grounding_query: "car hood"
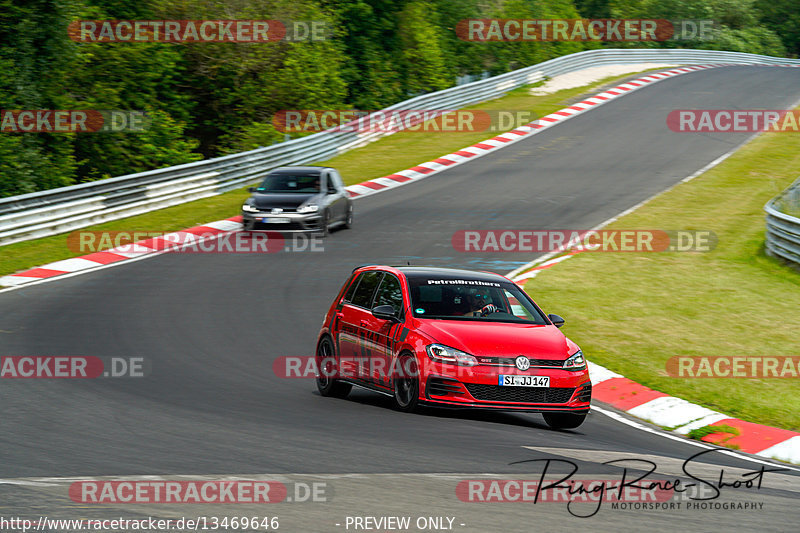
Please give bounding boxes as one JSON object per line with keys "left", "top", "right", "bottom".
{"left": 250, "top": 192, "right": 320, "bottom": 209}
{"left": 414, "top": 319, "right": 569, "bottom": 360}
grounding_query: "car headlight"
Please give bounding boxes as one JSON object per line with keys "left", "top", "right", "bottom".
{"left": 563, "top": 350, "right": 586, "bottom": 370}
{"left": 242, "top": 203, "right": 259, "bottom": 213}
{"left": 426, "top": 344, "right": 478, "bottom": 366}
{"left": 297, "top": 204, "right": 319, "bottom": 214}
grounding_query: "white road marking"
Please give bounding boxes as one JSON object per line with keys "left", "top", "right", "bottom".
{"left": 590, "top": 405, "right": 800, "bottom": 473}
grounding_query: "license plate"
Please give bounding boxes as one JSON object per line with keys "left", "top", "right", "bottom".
{"left": 499, "top": 375, "right": 550, "bottom": 387}
{"left": 262, "top": 217, "right": 290, "bottom": 223}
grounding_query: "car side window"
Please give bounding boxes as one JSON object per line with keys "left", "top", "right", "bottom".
{"left": 326, "top": 171, "right": 338, "bottom": 194}
{"left": 329, "top": 170, "right": 345, "bottom": 193}
{"left": 373, "top": 274, "right": 404, "bottom": 317}
{"left": 343, "top": 275, "right": 361, "bottom": 303}
{"left": 350, "top": 272, "right": 383, "bottom": 308}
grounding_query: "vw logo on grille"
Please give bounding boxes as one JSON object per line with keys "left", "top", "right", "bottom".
{"left": 270, "top": 208, "right": 283, "bottom": 214}
{"left": 514, "top": 356, "right": 530, "bottom": 371}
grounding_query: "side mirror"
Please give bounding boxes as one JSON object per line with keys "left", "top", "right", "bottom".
{"left": 372, "top": 305, "right": 401, "bottom": 323}
{"left": 248, "top": 187, "right": 256, "bottom": 193}
{"left": 548, "top": 314, "right": 565, "bottom": 328}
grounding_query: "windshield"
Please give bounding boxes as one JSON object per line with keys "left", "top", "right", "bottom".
{"left": 407, "top": 276, "right": 548, "bottom": 324}
{"left": 256, "top": 173, "right": 321, "bottom": 193}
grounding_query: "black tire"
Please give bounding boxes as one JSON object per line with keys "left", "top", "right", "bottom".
{"left": 543, "top": 412, "right": 587, "bottom": 430}
{"left": 316, "top": 337, "right": 351, "bottom": 399}
{"left": 392, "top": 353, "right": 420, "bottom": 412}
{"left": 343, "top": 206, "right": 354, "bottom": 229}
{"left": 318, "top": 209, "right": 330, "bottom": 237}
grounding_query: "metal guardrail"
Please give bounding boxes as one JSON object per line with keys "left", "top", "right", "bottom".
{"left": 3, "top": 48, "right": 800, "bottom": 246}
{"left": 765, "top": 177, "right": 800, "bottom": 266}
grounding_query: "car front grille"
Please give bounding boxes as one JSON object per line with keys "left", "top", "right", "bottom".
{"left": 464, "top": 384, "right": 576, "bottom": 404}
{"left": 252, "top": 221, "right": 308, "bottom": 231}
{"left": 476, "top": 357, "right": 563, "bottom": 367}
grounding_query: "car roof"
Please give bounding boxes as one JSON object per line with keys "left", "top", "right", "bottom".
{"left": 357, "top": 265, "right": 510, "bottom": 283}
{"left": 269, "top": 166, "right": 330, "bottom": 174}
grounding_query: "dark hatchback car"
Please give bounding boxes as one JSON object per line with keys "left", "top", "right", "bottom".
{"left": 242, "top": 166, "right": 353, "bottom": 234}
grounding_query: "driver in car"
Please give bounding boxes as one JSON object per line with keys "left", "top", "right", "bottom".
{"left": 456, "top": 292, "right": 499, "bottom": 317}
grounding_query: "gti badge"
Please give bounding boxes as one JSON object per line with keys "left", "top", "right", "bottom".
{"left": 514, "top": 356, "right": 530, "bottom": 371}
{"left": 270, "top": 208, "right": 283, "bottom": 214}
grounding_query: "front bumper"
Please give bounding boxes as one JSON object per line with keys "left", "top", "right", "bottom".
{"left": 242, "top": 211, "right": 323, "bottom": 232}
{"left": 420, "top": 362, "right": 591, "bottom": 413}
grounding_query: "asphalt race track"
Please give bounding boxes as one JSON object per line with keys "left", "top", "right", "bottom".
{"left": 1, "top": 66, "right": 799, "bottom": 530}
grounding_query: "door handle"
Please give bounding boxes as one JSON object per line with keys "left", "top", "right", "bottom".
{"left": 360, "top": 321, "right": 369, "bottom": 326}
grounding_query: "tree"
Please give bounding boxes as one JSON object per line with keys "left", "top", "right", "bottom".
{"left": 397, "top": 1, "right": 451, "bottom": 95}
{"left": 753, "top": 0, "right": 800, "bottom": 56}
{"left": 0, "top": 0, "right": 78, "bottom": 196}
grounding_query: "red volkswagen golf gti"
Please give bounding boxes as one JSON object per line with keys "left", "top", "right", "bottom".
{"left": 316, "top": 265, "right": 592, "bottom": 429}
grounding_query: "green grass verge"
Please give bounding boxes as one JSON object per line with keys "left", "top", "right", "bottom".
{"left": 687, "top": 424, "right": 740, "bottom": 442}
{"left": 0, "top": 67, "right": 664, "bottom": 279}
{"left": 524, "top": 125, "right": 800, "bottom": 431}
